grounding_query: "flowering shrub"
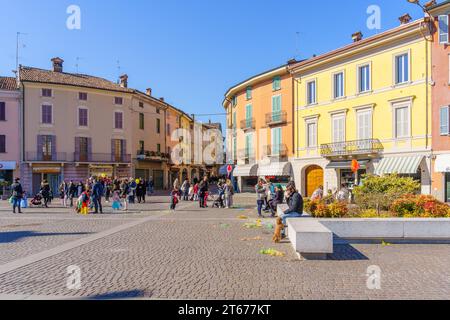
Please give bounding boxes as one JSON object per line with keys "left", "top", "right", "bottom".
{"left": 390, "top": 194, "right": 450, "bottom": 218}
{"left": 306, "top": 199, "right": 349, "bottom": 218}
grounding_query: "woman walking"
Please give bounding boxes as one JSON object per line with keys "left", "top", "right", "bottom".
{"left": 40, "top": 180, "right": 51, "bottom": 208}
{"left": 255, "top": 179, "right": 267, "bottom": 218}
{"left": 224, "top": 179, "right": 234, "bottom": 209}
{"left": 120, "top": 179, "right": 130, "bottom": 211}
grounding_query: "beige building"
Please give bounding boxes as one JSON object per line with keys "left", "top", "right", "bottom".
{"left": 131, "top": 89, "right": 169, "bottom": 189}
{"left": 19, "top": 58, "right": 133, "bottom": 194}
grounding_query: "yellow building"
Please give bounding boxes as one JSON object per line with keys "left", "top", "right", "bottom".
{"left": 289, "top": 18, "right": 433, "bottom": 197}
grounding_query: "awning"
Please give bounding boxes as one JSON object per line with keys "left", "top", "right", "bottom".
{"left": 326, "top": 160, "right": 370, "bottom": 170}
{"left": 233, "top": 164, "right": 259, "bottom": 177}
{"left": 0, "top": 161, "right": 17, "bottom": 170}
{"left": 258, "top": 162, "right": 292, "bottom": 177}
{"left": 375, "top": 155, "right": 424, "bottom": 175}
{"left": 219, "top": 164, "right": 234, "bottom": 176}
{"left": 435, "top": 154, "right": 450, "bottom": 173}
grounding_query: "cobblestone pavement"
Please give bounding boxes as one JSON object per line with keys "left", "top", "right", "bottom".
{"left": 0, "top": 195, "right": 450, "bottom": 300}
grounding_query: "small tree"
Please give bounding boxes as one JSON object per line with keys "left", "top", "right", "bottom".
{"left": 353, "top": 174, "right": 420, "bottom": 214}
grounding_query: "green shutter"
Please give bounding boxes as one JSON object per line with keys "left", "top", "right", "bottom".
{"left": 272, "top": 96, "right": 281, "bottom": 121}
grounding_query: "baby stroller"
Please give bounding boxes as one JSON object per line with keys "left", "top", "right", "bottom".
{"left": 30, "top": 193, "right": 44, "bottom": 207}
{"left": 211, "top": 190, "right": 225, "bottom": 209}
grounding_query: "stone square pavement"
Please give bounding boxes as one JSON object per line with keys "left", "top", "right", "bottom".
{"left": 0, "top": 195, "right": 449, "bottom": 300}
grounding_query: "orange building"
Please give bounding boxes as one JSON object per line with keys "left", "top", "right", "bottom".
{"left": 223, "top": 63, "right": 295, "bottom": 192}
{"left": 429, "top": 0, "right": 450, "bottom": 203}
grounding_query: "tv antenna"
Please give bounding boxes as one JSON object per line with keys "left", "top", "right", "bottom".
{"left": 75, "top": 56, "right": 84, "bottom": 73}
{"left": 15, "top": 32, "right": 28, "bottom": 74}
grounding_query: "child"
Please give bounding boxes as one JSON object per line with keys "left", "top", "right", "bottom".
{"left": 79, "top": 188, "right": 91, "bottom": 215}
{"left": 170, "top": 188, "right": 180, "bottom": 210}
{"left": 203, "top": 191, "right": 209, "bottom": 208}
{"left": 111, "top": 190, "right": 121, "bottom": 211}
{"left": 193, "top": 183, "right": 199, "bottom": 201}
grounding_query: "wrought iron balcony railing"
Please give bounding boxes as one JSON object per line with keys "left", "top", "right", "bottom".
{"left": 136, "top": 150, "right": 169, "bottom": 161}
{"left": 25, "top": 152, "right": 68, "bottom": 162}
{"left": 74, "top": 153, "right": 132, "bottom": 163}
{"left": 264, "top": 144, "right": 288, "bottom": 158}
{"left": 265, "top": 111, "right": 287, "bottom": 126}
{"left": 240, "top": 119, "right": 255, "bottom": 131}
{"left": 237, "top": 148, "right": 256, "bottom": 164}
{"left": 320, "top": 139, "right": 384, "bottom": 157}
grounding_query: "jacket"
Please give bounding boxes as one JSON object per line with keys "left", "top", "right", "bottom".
{"left": 255, "top": 184, "right": 266, "bottom": 201}
{"left": 284, "top": 192, "right": 303, "bottom": 215}
{"left": 11, "top": 182, "right": 23, "bottom": 199}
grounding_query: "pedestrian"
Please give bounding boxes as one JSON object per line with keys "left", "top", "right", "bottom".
{"left": 148, "top": 177, "right": 154, "bottom": 195}
{"left": 269, "top": 185, "right": 284, "bottom": 217}
{"left": 68, "top": 181, "right": 77, "bottom": 207}
{"left": 193, "top": 183, "right": 199, "bottom": 201}
{"left": 129, "top": 178, "right": 137, "bottom": 204}
{"left": 77, "top": 181, "right": 84, "bottom": 198}
{"left": 79, "top": 186, "right": 91, "bottom": 215}
{"left": 173, "top": 178, "right": 180, "bottom": 190}
{"left": 120, "top": 179, "right": 130, "bottom": 211}
{"left": 224, "top": 179, "right": 234, "bottom": 209}
{"left": 170, "top": 187, "right": 180, "bottom": 210}
{"left": 92, "top": 179, "right": 104, "bottom": 214}
{"left": 40, "top": 180, "right": 51, "bottom": 208}
{"left": 279, "top": 184, "right": 304, "bottom": 237}
{"left": 198, "top": 177, "right": 209, "bottom": 208}
{"left": 136, "top": 179, "right": 146, "bottom": 203}
{"left": 10, "top": 178, "right": 24, "bottom": 214}
{"left": 255, "top": 179, "right": 267, "bottom": 218}
{"left": 181, "top": 178, "right": 190, "bottom": 201}
{"left": 111, "top": 189, "right": 121, "bottom": 211}
{"left": 59, "top": 181, "right": 68, "bottom": 207}
{"left": 336, "top": 184, "right": 350, "bottom": 203}
{"left": 311, "top": 185, "right": 324, "bottom": 201}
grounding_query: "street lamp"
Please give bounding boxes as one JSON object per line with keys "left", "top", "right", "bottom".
{"left": 406, "top": 0, "right": 432, "bottom": 16}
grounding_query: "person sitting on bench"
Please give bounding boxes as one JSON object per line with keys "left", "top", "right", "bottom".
{"left": 280, "top": 184, "right": 304, "bottom": 237}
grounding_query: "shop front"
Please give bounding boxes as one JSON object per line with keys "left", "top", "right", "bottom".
{"left": 31, "top": 164, "right": 62, "bottom": 195}
{"left": 326, "top": 160, "right": 370, "bottom": 190}
{"left": 89, "top": 165, "right": 114, "bottom": 179}
{"left": 434, "top": 154, "right": 450, "bottom": 203}
{"left": 233, "top": 164, "right": 259, "bottom": 193}
{"left": 0, "top": 161, "right": 16, "bottom": 184}
{"left": 258, "top": 162, "right": 293, "bottom": 189}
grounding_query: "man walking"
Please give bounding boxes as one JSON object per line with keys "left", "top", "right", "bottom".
{"left": 11, "top": 178, "right": 24, "bottom": 214}
{"left": 92, "top": 179, "right": 104, "bottom": 214}
{"left": 198, "top": 176, "right": 209, "bottom": 208}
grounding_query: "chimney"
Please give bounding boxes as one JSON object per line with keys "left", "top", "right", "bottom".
{"left": 51, "top": 57, "right": 64, "bottom": 73}
{"left": 159, "top": 97, "right": 165, "bottom": 102}
{"left": 351, "top": 31, "right": 363, "bottom": 42}
{"left": 287, "top": 58, "right": 297, "bottom": 65}
{"left": 424, "top": 0, "right": 437, "bottom": 9}
{"left": 399, "top": 13, "right": 412, "bottom": 25}
{"left": 119, "top": 74, "right": 128, "bottom": 88}
{"left": 146, "top": 88, "right": 152, "bottom": 96}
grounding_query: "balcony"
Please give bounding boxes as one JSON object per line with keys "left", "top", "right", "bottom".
{"left": 25, "top": 152, "right": 68, "bottom": 162}
{"left": 320, "top": 139, "right": 384, "bottom": 158}
{"left": 74, "top": 153, "right": 131, "bottom": 163}
{"left": 238, "top": 149, "right": 256, "bottom": 165}
{"left": 136, "top": 150, "right": 169, "bottom": 162}
{"left": 240, "top": 119, "right": 255, "bottom": 131}
{"left": 264, "top": 144, "right": 288, "bottom": 158}
{"left": 265, "top": 111, "right": 287, "bottom": 126}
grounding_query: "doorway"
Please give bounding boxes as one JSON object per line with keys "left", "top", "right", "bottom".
{"left": 305, "top": 165, "right": 324, "bottom": 198}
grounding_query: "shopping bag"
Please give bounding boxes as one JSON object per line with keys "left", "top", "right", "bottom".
{"left": 9, "top": 197, "right": 14, "bottom": 205}
{"left": 20, "top": 198, "right": 28, "bottom": 208}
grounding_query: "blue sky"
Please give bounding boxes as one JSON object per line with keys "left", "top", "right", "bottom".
{"left": 0, "top": 0, "right": 425, "bottom": 127}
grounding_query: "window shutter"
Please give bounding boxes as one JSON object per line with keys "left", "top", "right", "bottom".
{"left": 51, "top": 135, "right": 57, "bottom": 160}
{"left": 0, "top": 102, "right": 5, "bottom": 120}
{"left": 37, "top": 135, "right": 43, "bottom": 161}
{"left": 74, "top": 137, "right": 80, "bottom": 160}
{"left": 87, "top": 137, "right": 93, "bottom": 161}
{"left": 121, "top": 139, "right": 126, "bottom": 157}
{"left": 111, "top": 139, "right": 116, "bottom": 162}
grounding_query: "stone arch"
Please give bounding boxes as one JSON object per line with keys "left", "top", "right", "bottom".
{"left": 303, "top": 165, "right": 324, "bottom": 198}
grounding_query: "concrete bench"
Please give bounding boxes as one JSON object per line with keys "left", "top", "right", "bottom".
{"left": 287, "top": 219, "right": 333, "bottom": 260}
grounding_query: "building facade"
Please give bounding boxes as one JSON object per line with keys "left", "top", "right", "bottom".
{"left": 19, "top": 58, "right": 133, "bottom": 194}
{"left": 430, "top": 0, "right": 450, "bottom": 203}
{"left": 224, "top": 65, "right": 294, "bottom": 192}
{"left": 131, "top": 90, "right": 168, "bottom": 190}
{"left": 0, "top": 77, "right": 20, "bottom": 189}
{"left": 289, "top": 19, "right": 433, "bottom": 197}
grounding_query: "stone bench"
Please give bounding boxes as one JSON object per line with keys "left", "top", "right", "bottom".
{"left": 287, "top": 219, "right": 333, "bottom": 260}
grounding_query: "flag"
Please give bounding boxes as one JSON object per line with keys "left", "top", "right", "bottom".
{"left": 351, "top": 159, "right": 360, "bottom": 173}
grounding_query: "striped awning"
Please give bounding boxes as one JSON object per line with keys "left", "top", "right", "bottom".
{"left": 258, "top": 162, "right": 292, "bottom": 177}
{"left": 375, "top": 156, "right": 424, "bottom": 175}
{"left": 233, "top": 164, "right": 259, "bottom": 177}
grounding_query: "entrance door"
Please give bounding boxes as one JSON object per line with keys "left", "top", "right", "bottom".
{"left": 153, "top": 170, "right": 163, "bottom": 190}
{"left": 46, "top": 174, "right": 61, "bottom": 196}
{"left": 446, "top": 173, "right": 450, "bottom": 203}
{"left": 305, "top": 165, "right": 324, "bottom": 198}
{"left": 32, "top": 173, "right": 41, "bottom": 195}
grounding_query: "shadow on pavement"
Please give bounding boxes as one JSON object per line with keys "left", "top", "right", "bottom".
{"left": 327, "top": 244, "right": 369, "bottom": 261}
{"left": 85, "top": 290, "right": 148, "bottom": 300}
{"left": 0, "top": 231, "right": 92, "bottom": 243}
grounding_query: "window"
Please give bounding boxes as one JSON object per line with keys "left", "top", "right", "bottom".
{"left": 439, "top": 15, "right": 449, "bottom": 44}
{"left": 395, "top": 106, "right": 410, "bottom": 138}
{"left": 139, "top": 113, "right": 144, "bottom": 130}
{"left": 233, "top": 112, "right": 237, "bottom": 130}
{"left": 41, "top": 104, "right": 52, "bottom": 124}
{"left": 307, "top": 80, "right": 316, "bottom": 105}
{"left": 357, "top": 109, "right": 372, "bottom": 140}
{"left": 273, "top": 76, "right": 281, "bottom": 91}
{"left": 139, "top": 101, "right": 144, "bottom": 108}
{"left": 78, "top": 108, "right": 88, "bottom": 127}
{"left": 167, "top": 124, "right": 171, "bottom": 135}
{"left": 115, "top": 97, "right": 123, "bottom": 105}
{"left": 156, "top": 108, "right": 160, "bottom": 114}
{"left": 114, "top": 112, "right": 123, "bottom": 129}
{"left": 42, "top": 135, "right": 52, "bottom": 160}
{"left": 77, "top": 137, "right": 89, "bottom": 161}
{"left": 440, "top": 106, "right": 450, "bottom": 135}
{"left": 42, "top": 88, "right": 52, "bottom": 97}
{"left": 79, "top": 92, "right": 88, "bottom": 101}
{"left": 272, "top": 95, "right": 282, "bottom": 121}
{"left": 271, "top": 127, "right": 282, "bottom": 155}
{"left": 358, "top": 64, "right": 371, "bottom": 93}
{"left": 156, "top": 118, "right": 161, "bottom": 134}
{"left": 233, "top": 137, "right": 237, "bottom": 160}
{"left": 333, "top": 72, "right": 344, "bottom": 99}
{"left": 245, "top": 134, "right": 253, "bottom": 158}
{"left": 332, "top": 115, "right": 346, "bottom": 143}
{"left": 395, "top": 53, "right": 409, "bottom": 84}
{"left": 306, "top": 122, "right": 317, "bottom": 148}
{"left": 246, "top": 87, "right": 252, "bottom": 100}
{"left": 0, "top": 102, "right": 5, "bottom": 121}
{"left": 232, "top": 96, "right": 237, "bottom": 107}
{"left": 0, "top": 135, "right": 5, "bottom": 153}
{"left": 245, "top": 104, "right": 253, "bottom": 127}
{"left": 157, "top": 144, "right": 161, "bottom": 153}
{"left": 139, "top": 140, "right": 145, "bottom": 152}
